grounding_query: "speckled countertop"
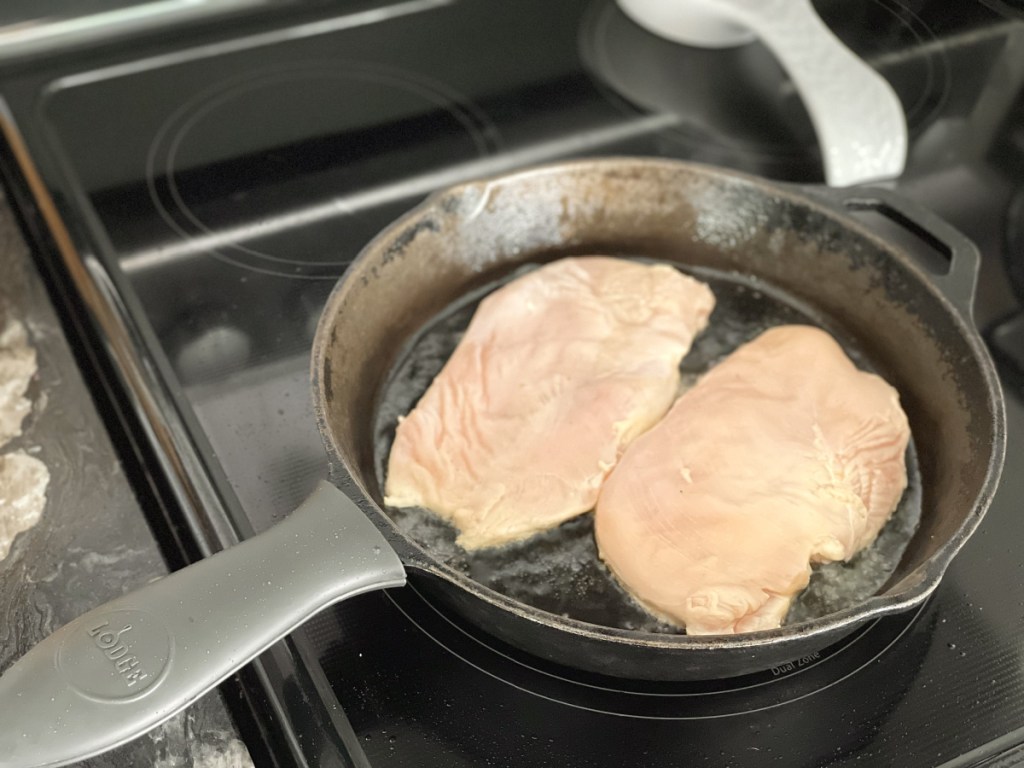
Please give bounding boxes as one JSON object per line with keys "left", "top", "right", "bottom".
{"left": 0, "top": 191, "right": 254, "bottom": 768}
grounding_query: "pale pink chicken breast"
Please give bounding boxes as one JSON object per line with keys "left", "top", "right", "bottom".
{"left": 385, "top": 256, "right": 715, "bottom": 550}
{"left": 595, "top": 325, "right": 910, "bottom": 635}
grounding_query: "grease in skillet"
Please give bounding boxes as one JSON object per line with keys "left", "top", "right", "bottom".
{"left": 376, "top": 257, "right": 921, "bottom": 635}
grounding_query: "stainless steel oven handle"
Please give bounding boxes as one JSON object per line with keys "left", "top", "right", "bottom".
{"left": 0, "top": 482, "right": 406, "bottom": 768}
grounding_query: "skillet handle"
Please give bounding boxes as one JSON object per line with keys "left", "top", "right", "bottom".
{"left": 0, "top": 482, "right": 406, "bottom": 768}
{"left": 822, "top": 186, "right": 981, "bottom": 319}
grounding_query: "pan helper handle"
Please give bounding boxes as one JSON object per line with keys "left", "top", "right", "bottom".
{"left": 829, "top": 186, "right": 982, "bottom": 317}
{"left": 0, "top": 482, "right": 406, "bottom": 768}
{"left": 617, "top": 0, "right": 908, "bottom": 186}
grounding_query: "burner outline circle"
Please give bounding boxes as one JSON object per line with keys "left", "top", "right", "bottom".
{"left": 146, "top": 61, "right": 501, "bottom": 279}
{"left": 384, "top": 583, "right": 925, "bottom": 720}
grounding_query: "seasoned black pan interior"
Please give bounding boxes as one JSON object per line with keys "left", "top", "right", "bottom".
{"left": 371, "top": 262, "right": 923, "bottom": 633}
{"left": 315, "top": 158, "right": 1000, "bottom": 679}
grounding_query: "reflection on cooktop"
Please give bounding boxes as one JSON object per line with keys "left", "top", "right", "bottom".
{"left": 581, "top": 0, "right": 949, "bottom": 179}
{"left": 980, "top": 0, "right": 1024, "bottom": 19}
{"left": 579, "top": 0, "right": 1008, "bottom": 183}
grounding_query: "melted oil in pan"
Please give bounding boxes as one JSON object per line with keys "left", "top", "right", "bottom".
{"left": 372, "top": 262, "right": 923, "bottom": 633}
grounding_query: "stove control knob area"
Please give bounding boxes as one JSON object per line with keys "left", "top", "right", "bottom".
{"left": 617, "top": 0, "right": 907, "bottom": 187}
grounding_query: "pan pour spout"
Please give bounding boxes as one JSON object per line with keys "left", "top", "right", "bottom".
{"left": 0, "top": 483, "right": 406, "bottom": 768}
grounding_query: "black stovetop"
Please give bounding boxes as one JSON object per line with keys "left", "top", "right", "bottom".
{"left": 4, "top": 1, "right": 1024, "bottom": 766}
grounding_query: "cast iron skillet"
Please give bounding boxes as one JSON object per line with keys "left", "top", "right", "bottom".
{"left": 0, "top": 158, "right": 1005, "bottom": 768}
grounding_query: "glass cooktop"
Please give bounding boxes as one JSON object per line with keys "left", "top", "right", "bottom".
{"left": 3, "top": 0, "right": 1024, "bottom": 765}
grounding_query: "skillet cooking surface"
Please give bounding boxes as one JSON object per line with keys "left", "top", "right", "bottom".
{"left": 372, "top": 260, "right": 923, "bottom": 633}
{"left": 316, "top": 157, "right": 1002, "bottom": 678}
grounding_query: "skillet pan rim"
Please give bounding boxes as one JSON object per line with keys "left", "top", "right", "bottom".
{"left": 311, "top": 155, "right": 1006, "bottom": 652}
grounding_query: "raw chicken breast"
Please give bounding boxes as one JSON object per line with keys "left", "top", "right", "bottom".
{"left": 595, "top": 325, "right": 910, "bottom": 635}
{"left": 385, "top": 256, "right": 715, "bottom": 550}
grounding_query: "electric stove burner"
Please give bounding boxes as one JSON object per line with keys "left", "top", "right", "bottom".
{"left": 383, "top": 583, "right": 931, "bottom": 719}
{"left": 579, "top": 0, "right": 949, "bottom": 182}
{"left": 387, "top": 585, "right": 933, "bottom": 720}
{"left": 310, "top": 584, "right": 935, "bottom": 767}
{"left": 145, "top": 61, "right": 502, "bottom": 279}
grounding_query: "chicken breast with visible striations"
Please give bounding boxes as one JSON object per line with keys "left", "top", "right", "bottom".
{"left": 385, "top": 256, "right": 715, "bottom": 550}
{"left": 595, "top": 325, "right": 911, "bottom": 635}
